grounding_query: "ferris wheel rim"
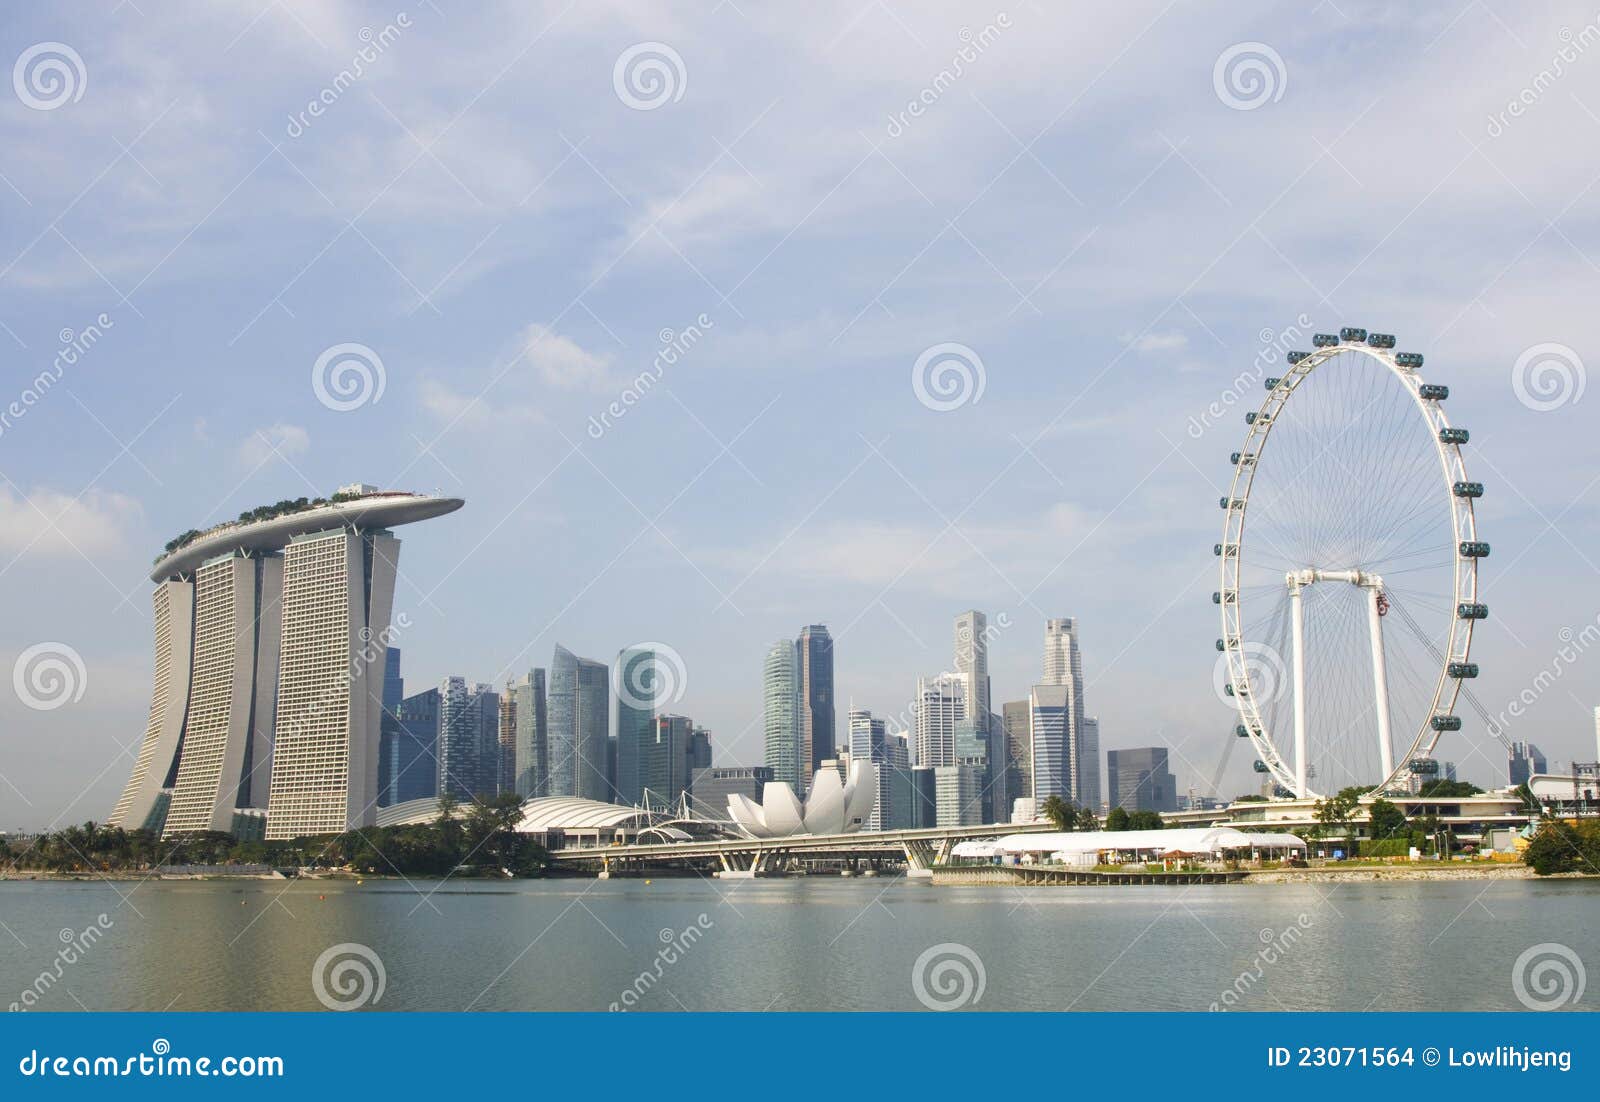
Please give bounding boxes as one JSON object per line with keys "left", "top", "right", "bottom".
{"left": 1216, "top": 336, "right": 1481, "bottom": 800}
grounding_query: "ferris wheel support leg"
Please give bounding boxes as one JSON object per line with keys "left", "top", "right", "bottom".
{"left": 1290, "top": 580, "right": 1308, "bottom": 797}
{"left": 1366, "top": 583, "right": 1396, "bottom": 784}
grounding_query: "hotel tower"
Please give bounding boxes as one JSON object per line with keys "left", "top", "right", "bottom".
{"left": 107, "top": 485, "right": 463, "bottom": 840}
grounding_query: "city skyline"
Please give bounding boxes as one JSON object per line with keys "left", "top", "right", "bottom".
{"left": 6, "top": 5, "right": 1600, "bottom": 834}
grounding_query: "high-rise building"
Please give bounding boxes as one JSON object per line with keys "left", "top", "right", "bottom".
{"left": 436, "top": 678, "right": 499, "bottom": 801}
{"left": 497, "top": 684, "right": 517, "bottom": 797}
{"left": 848, "top": 708, "right": 900, "bottom": 830}
{"left": 615, "top": 646, "right": 667, "bottom": 806}
{"left": 1106, "top": 747, "right": 1177, "bottom": 813}
{"left": 510, "top": 668, "right": 548, "bottom": 798}
{"left": 913, "top": 673, "right": 966, "bottom": 768}
{"left": 687, "top": 726, "right": 713, "bottom": 779}
{"left": 1001, "top": 699, "right": 1032, "bottom": 818}
{"left": 763, "top": 639, "right": 802, "bottom": 791}
{"left": 1509, "top": 742, "right": 1547, "bottom": 786}
{"left": 376, "top": 647, "right": 405, "bottom": 806}
{"left": 161, "top": 553, "right": 283, "bottom": 835}
{"left": 388, "top": 687, "right": 440, "bottom": 806}
{"left": 549, "top": 645, "right": 611, "bottom": 802}
{"left": 953, "top": 611, "right": 991, "bottom": 736}
{"left": 935, "top": 763, "right": 985, "bottom": 826}
{"left": 1029, "top": 683, "right": 1070, "bottom": 805}
{"left": 797, "top": 625, "right": 836, "bottom": 774}
{"left": 109, "top": 489, "right": 461, "bottom": 840}
{"left": 642, "top": 714, "right": 694, "bottom": 807}
{"left": 1039, "top": 617, "right": 1099, "bottom": 810}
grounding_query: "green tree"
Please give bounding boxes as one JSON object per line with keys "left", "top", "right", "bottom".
{"left": 1105, "top": 806, "right": 1130, "bottom": 831}
{"left": 1127, "top": 810, "right": 1164, "bottom": 831}
{"left": 1040, "top": 795, "right": 1074, "bottom": 831}
{"left": 1366, "top": 798, "right": 1406, "bottom": 840}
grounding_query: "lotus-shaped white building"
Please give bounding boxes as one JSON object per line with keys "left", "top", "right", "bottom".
{"left": 727, "top": 761, "right": 877, "bottom": 837}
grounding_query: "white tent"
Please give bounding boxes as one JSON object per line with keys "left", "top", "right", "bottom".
{"left": 951, "top": 826, "right": 1305, "bottom": 860}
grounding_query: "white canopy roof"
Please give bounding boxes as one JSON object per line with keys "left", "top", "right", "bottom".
{"left": 952, "top": 825, "right": 1306, "bottom": 858}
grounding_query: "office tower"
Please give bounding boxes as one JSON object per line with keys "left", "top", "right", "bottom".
{"left": 376, "top": 648, "right": 405, "bottom": 806}
{"left": 1106, "top": 747, "right": 1177, "bottom": 813}
{"left": 849, "top": 708, "right": 896, "bottom": 830}
{"left": 162, "top": 553, "right": 283, "bottom": 836}
{"left": 436, "top": 677, "right": 473, "bottom": 800}
{"left": 689, "top": 765, "right": 774, "bottom": 820}
{"left": 909, "top": 765, "right": 939, "bottom": 829}
{"left": 110, "top": 488, "right": 461, "bottom": 839}
{"left": 935, "top": 763, "right": 985, "bottom": 826}
{"left": 498, "top": 684, "right": 517, "bottom": 796}
{"left": 1040, "top": 617, "right": 1098, "bottom": 810}
{"left": 883, "top": 729, "right": 912, "bottom": 829}
{"left": 1509, "top": 741, "right": 1547, "bottom": 786}
{"left": 389, "top": 687, "right": 440, "bottom": 805}
{"left": 548, "top": 645, "right": 610, "bottom": 801}
{"left": 687, "top": 726, "right": 712, "bottom": 781}
{"left": 644, "top": 714, "right": 693, "bottom": 806}
{"left": 1442, "top": 761, "right": 1458, "bottom": 783}
{"left": 1029, "top": 683, "right": 1070, "bottom": 804}
{"left": 797, "top": 625, "right": 836, "bottom": 773}
{"left": 913, "top": 673, "right": 966, "bottom": 768}
{"left": 615, "top": 645, "right": 663, "bottom": 807}
{"left": 510, "top": 669, "right": 548, "bottom": 798}
{"left": 1001, "top": 699, "right": 1032, "bottom": 819}
{"left": 763, "top": 639, "right": 802, "bottom": 791}
{"left": 953, "top": 611, "right": 991, "bottom": 736}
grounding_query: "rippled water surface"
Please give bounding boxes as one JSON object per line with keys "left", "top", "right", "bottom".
{"left": 2, "top": 876, "right": 1595, "bottom": 1011}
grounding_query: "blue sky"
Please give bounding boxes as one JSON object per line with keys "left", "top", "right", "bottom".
{"left": 3, "top": 1, "right": 1599, "bottom": 829}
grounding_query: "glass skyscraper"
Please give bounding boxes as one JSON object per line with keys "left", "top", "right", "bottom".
{"left": 797, "top": 624, "right": 835, "bottom": 775}
{"left": 550, "top": 645, "right": 611, "bottom": 801}
{"left": 763, "top": 639, "right": 801, "bottom": 791}
{"left": 511, "top": 668, "right": 548, "bottom": 798}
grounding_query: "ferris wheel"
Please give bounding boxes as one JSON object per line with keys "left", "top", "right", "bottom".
{"left": 1215, "top": 327, "right": 1486, "bottom": 799}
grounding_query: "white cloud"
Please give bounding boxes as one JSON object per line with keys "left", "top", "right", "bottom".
{"left": 515, "top": 324, "right": 615, "bottom": 392}
{"left": 0, "top": 487, "right": 142, "bottom": 557}
{"left": 419, "top": 379, "right": 546, "bottom": 428}
{"left": 1124, "top": 330, "right": 1189, "bottom": 353}
{"left": 237, "top": 423, "right": 310, "bottom": 466}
